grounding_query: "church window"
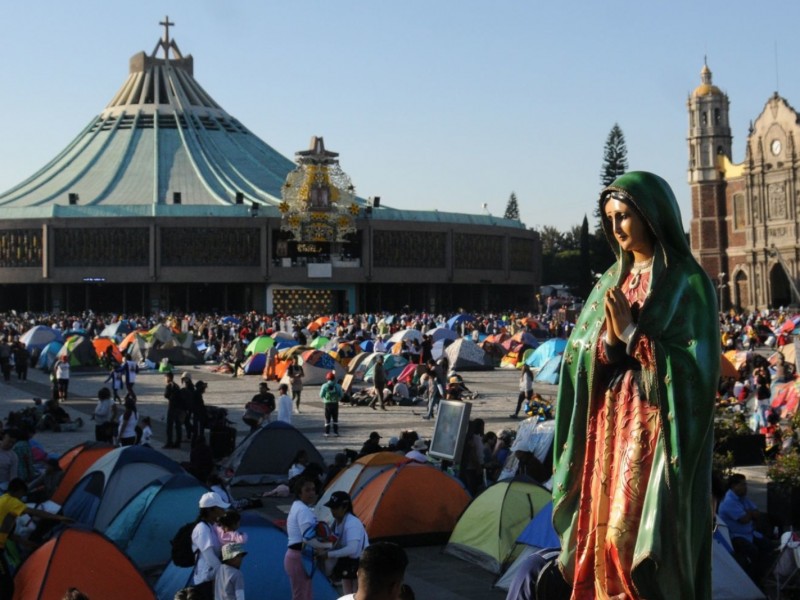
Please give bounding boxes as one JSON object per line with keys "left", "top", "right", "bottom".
{"left": 701, "top": 111, "right": 707, "bottom": 125}
{"left": 714, "top": 108, "right": 721, "bottom": 124}
{"left": 733, "top": 194, "right": 746, "bottom": 230}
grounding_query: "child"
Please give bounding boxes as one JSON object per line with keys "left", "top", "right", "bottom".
{"left": 215, "top": 509, "right": 248, "bottom": 545}
{"left": 138, "top": 416, "right": 152, "bottom": 447}
{"left": 215, "top": 542, "right": 247, "bottom": 600}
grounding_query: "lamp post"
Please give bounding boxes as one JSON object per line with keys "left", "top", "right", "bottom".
{"left": 717, "top": 272, "right": 727, "bottom": 313}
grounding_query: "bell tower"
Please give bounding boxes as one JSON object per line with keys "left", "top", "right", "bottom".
{"left": 688, "top": 60, "right": 731, "bottom": 279}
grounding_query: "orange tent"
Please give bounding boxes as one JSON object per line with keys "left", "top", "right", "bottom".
{"left": 353, "top": 462, "right": 470, "bottom": 544}
{"left": 13, "top": 527, "right": 155, "bottom": 600}
{"left": 308, "top": 316, "right": 330, "bottom": 332}
{"left": 92, "top": 338, "right": 123, "bottom": 363}
{"left": 720, "top": 354, "right": 738, "bottom": 379}
{"left": 52, "top": 443, "right": 114, "bottom": 505}
{"left": 118, "top": 329, "right": 145, "bottom": 352}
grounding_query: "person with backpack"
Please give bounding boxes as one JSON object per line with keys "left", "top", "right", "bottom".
{"left": 176, "top": 491, "right": 229, "bottom": 600}
{"left": 320, "top": 372, "right": 343, "bottom": 437}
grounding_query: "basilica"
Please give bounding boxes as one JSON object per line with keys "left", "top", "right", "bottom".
{"left": 689, "top": 61, "right": 800, "bottom": 311}
{"left": 0, "top": 20, "right": 539, "bottom": 314}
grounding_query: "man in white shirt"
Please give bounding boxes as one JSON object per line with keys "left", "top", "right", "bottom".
{"left": 405, "top": 439, "right": 428, "bottom": 463}
{"left": 276, "top": 383, "right": 293, "bottom": 424}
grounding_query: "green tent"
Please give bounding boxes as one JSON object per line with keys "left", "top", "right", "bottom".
{"left": 57, "top": 335, "right": 98, "bottom": 368}
{"left": 444, "top": 478, "right": 551, "bottom": 574}
{"left": 246, "top": 336, "right": 275, "bottom": 356}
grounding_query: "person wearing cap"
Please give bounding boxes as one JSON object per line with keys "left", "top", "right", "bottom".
{"left": 191, "top": 491, "right": 230, "bottom": 597}
{"left": 317, "top": 491, "right": 369, "bottom": 596}
{"left": 320, "top": 372, "right": 343, "bottom": 437}
{"left": 215, "top": 542, "right": 247, "bottom": 600}
{"left": 358, "top": 432, "right": 383, "bottom": 458}
{"left": 284, "top": 477, "right": 318, "bottom": 600}
{"left": 405, "top": 439, "right": 429, "bottom": 463}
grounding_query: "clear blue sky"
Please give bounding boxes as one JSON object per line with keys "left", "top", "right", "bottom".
{"left": 1, "top": 1, "right": 799, "bottom": 232}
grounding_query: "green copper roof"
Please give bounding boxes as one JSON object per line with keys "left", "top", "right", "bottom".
{"left": 0, "top": 21, "right": 528, "bottom": 233}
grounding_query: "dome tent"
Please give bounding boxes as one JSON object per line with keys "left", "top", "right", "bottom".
{"left": 223, "top": 421, "right": 325, "bottom": 485}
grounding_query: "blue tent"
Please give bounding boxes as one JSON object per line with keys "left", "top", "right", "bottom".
{"left": 37, "top": 340, "right": 64, "bottom": 370}
{"left": 243, "top": 353, "right": 267, "bottom": 374}
{"left": 154, "top": 512, "right": 339, "bottom": 600}
{"left": 62, "top": 446, "right": 184, "bottom": 529}
{"left": 534, "top": 355, "right": 562, "bottom": 384}
{"left": 275, "top": 339, "right": 299, "bottom": 350}
{"left": 104, "top": 473, "right": 207, "bottom": 570}
{"left": 432, "top": 338, "right": 454, "bottom": 360}
{"left": 447, "top": 313, "right": 475, "bottom": 330}
{"left": 20, "top": 325, "right": 63, "bottom": 352}
{"left": 525, "top": 338, "right": 567, "bottom": 369}
{"left": 359, "top": 340, "right": 375, "bottom": 352}
{"left": 428, "top": 327, "right": 458, "bottom": 343}
{"left": 515, "top": 501, "right": 559, "bottom": 549}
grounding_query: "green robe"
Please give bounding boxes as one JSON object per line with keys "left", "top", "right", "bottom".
{"left": 552, "top": 171, "right": 719, "bottom": 599}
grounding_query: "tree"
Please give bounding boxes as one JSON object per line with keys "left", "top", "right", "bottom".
{"left": 504, "top": 192, "right": 520, "bottom": 220}
{"left": 579, "top": 215, "right": 592, "bottom": 298}
{"left": 539, "top": 226, "right": 565, "bottom": 255}
{"left": 600, "top": 123, "right": 628, "bottom": 188}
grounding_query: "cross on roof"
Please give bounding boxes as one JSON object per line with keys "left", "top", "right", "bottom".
{"left": 160, "top": 16, "right": 174, "bottom": 45}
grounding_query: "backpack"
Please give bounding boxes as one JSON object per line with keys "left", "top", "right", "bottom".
{"left": 323, "top": 383, "right": 342, "bottom": 403}
{"left": 170, "top": 520, "right": 201, "bottom": 567}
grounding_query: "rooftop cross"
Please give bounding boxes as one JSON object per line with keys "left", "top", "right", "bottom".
{"left": 160, "top": 16, "right": 175, "bottom": 46}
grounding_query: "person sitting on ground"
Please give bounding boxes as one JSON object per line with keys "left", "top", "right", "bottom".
{"left": 405, "top": 439, "right": 429, "bottom": 463}
{"left": 215, "top": 542, "right": 247, "bottom": 600}
{"left": 26, "top": 458, "right": 64, "bottom": 504}
{"left": 288, "top": 450, "right": 310, "bottom": 480}
{"left": 717, "top": 473, "right": 778, "bottom": 584}
{"left": 0, "top": 431, "right": 19, "bottom": 489}
{"left": 36, "top": 400, "right": 81, "bottom": 433}
{"left": 336, "top": 541, "right": 409, "bottom": 600}
{"left": 244, "top": 382, "right": 275, "bottom": 432}
{"left": 1, "top": 478, "right": 73, "bottom": 597}
{"left": 391, "top": 378, "right": 411, "bottom": 405}
{"left": 358, "top": 432, "right": 383, "bottom": 458}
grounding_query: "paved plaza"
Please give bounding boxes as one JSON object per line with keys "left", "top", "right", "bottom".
{"left": 0, "top": 362, "right": 769, "bottom": 599}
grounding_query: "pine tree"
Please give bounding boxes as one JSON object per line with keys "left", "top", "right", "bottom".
{"left": 600, "top": 123, "right": 628, "bottom": 187}
{"left": 579, "top": 215, "right": 592, "bottom": 298}
{"left": 504, "top": 192, "right": 520, "bottom": 221}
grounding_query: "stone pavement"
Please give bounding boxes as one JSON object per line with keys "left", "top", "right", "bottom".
{"left": 0, "top": 364, "right": 769, "bottom": 599}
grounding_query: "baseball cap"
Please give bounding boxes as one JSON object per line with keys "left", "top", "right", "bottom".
{"left": 198, "top": 491, "right": 230, "bottom": 509}
{"left": 323, "top": 491, "right": 352, "bottom": 509}
{"left": 221, "top": 542, "right": 248, "bottom": 561}
{"left": 326, "top": 372, "right": 335, "bottom": 381}
{"left": 369, "top": 431, "right": 381, "bottom": 440}
{"left": 180, "top": 372, "right": 192, "bottom": 381}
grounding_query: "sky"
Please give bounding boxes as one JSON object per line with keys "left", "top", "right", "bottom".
{"left": 2, "top": 1, "right": 800, "bottom": 233}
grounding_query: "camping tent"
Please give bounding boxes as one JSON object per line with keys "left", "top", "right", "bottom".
{"left": 100, "top": 320, "right": 134, "bottom": 342}
{"left": 36, "top": 340, "right": 64, "bottom": 371}
{"left": 445, "top": 338, "right": 491, "bottom": 371}
{"left": 19, "top": 325, "right": 62, "bottom": 352}
{"left": 13, "top": 526, "right": 156, "bottom": 600}
{"left": 147, "top": 346, "right": 204, "bottom": 366}
{"left": 388, "top": 329, "right": 423, "bottom": 344}
{"left": 52, "top": 442, "right": 115, "bottom": 505}
{"left": 298, "top": 349, "right": 345, "bottom": 385}
{"left": 315, "top": 452, "right": 409, "bottom": 522}
{"left": 245, "top": 335, "right": 275, "bottom": 355}
{"left": 154, "top": 512, "right": 338, "bottom": 600}
{"left": 223, "top": 421, "right": 325, "bottom": 485}
{"left": 534, "top": 355, "right": 562, "bottom": 384}
{"left": 493, "top": 517, "right": 766, "bottom": 600}
{"left": 243, "top": 352, "right": 267, "bottom": 374}
{"left": 62, "top": 446, "right": 184, "bottom": 529}
{"left": 353, "top": 462, "right": 470, "bottom": 544}
{"left": 104, "top": 473, "right": 208, "bottom": 570}
{"left": 525, "top": 338, "right": 567, "bottom": 369}
{"left": 57, "top": 335, "right": 97, "bottom": 367}
{"left": 445, "top": 478, "right": 551, "bottom": 574}
{"left": 447, "top": 314, "right": 475, "bottom": 330}
{"left": 428, "top": 327, "right": 459, "bottom": 343}
{"left": 363, "top": 353, "right": 408, "bottom": 383}
{"left": 92, "top": 338, "right": 124, "bottom": 364}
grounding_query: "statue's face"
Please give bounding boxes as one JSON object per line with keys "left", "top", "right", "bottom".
{"left": 603, "top": 197, "right": 652, "bottom": 258}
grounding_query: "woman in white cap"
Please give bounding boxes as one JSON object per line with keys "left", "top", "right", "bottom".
{"left": 192, "top": 491, "right": 230, "bottom": 598}
{"left": 316, "top": 491, "right": 369, "bottom": 596}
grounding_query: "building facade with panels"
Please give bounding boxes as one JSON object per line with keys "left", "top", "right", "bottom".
{"left": 0, "top": 26, "right": 540, "bottom": 315}
{"left": 688, "top": 62, "right": 800, "bottom": 311}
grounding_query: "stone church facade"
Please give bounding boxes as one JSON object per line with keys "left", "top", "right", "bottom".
{"left": 689, "top": 62, "right": 800, "bottom": 311}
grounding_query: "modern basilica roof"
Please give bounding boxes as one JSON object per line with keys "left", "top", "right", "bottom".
{"left": 0, "top": 19, "right": 526, "bottom": 230}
